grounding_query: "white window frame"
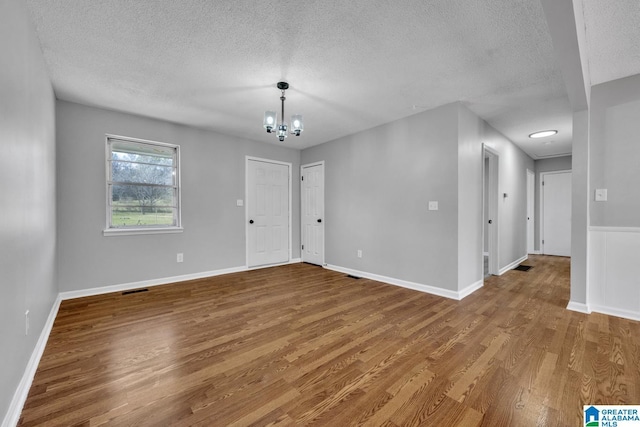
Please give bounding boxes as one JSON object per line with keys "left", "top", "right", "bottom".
{"left": 103, "top": 134, "right": 183, "bottom": 236}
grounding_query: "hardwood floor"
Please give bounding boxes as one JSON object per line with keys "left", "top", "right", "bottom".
{"left": 19, "top": 255, "right": 640, "bottom": 426}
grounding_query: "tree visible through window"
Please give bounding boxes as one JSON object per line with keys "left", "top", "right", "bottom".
{"left": 106, "top": 136, "right": 180, "bottom": 230}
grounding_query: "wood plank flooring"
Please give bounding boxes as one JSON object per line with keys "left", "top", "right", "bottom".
{"left": 18, "top": 255, "right": 640, "bottom": 426}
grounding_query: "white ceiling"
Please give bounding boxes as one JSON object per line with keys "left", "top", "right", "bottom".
{"left": 582, "top": 0, "right": 640, "bottom": 86}
{"left": 23, "top": 1, "right": 640, "bottom": 159}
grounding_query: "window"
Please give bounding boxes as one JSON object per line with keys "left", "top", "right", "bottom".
{"left": 105, "top": 135, "right": 182, "bottom": 235}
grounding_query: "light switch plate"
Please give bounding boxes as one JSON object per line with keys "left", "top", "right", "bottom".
{"left": 428, "top": 201, "right": 438, "bottom": 211}
{"left": 236, "top": 199, "right": 244, "bottom": 207}
{"left": 595, "top": 189, "right": 607, "bottom": 202}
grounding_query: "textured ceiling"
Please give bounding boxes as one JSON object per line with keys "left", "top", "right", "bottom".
{"left": 23, "top": 0, "right": 626, "bottom": 158}
{"left": 582, "top": 0, "right": 640, "bottom": 86}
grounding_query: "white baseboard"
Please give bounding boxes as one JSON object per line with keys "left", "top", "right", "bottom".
{"left": 498, "top": 254, "right": 528, "bottom": 275}
{"left": 324, "top": 264, "right": 481, "bottom": 301}
{"left": 2, "top": 296, "right": 61, "bottom": 427}
{"left": 247, "top": 258, "right": 302, "bottom": 271}
{"left": 60, "top": 259, "right": 303, "bottom": 300}
{"left": 590, "top": 304, "right": 640, "bottom": 322}
{"left": 459, "top": 279, "right": 484, "bottom": 299}
{"left": 566, "top": 301, "right": 591, "bottom": 314}
{"left": 59, "top": 266, "right": 247, "bottom": 300}
{"left": 589, "top": 226, "right": 640, "bottom": 233}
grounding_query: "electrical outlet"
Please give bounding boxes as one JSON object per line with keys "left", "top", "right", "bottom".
{"left": 25, "top": 310, "right": 29, "bottom": 336}
{"left": 595, "top": 189, "right": 607, "bottom": 201}
{"left": 357, "top": 250, "right": 362, "bottom": 258}
{"left": 177, "top": 253, "right": 184, "bottom": 263}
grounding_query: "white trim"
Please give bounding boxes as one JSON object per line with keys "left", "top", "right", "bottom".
{"left": 324, "top": 264, "right": 481, "bottom": 301}
{"left": 566, "top": 301, "right": 591, "bottom": 314}
{"left": 459, "top": 279, "right": 484, "bottom": 300}
{"left": 589, "top": 226, "right": 640, "bottom": 233}
{"left": 526, "top": 168, "right": 535, "bottom": 254}
{"left": 247, "top": 258, "right": 302, "bottom": 271}
{"left": 529, "top": 250, "right": 542, "bottom": 255}
{"left": 59, "top": 266, "right": 246, "bottom": 300}
{"left": 245, "top": 156, "right": 293, "bottom": 267}
{"left": 300, "top": 161, "right": 325, "bottom": 168}
{"left": 532, "top": 152, "right": 572, "bottom": 159}
{"left": 483, "top": 145, "right": 500, "bottom": 276}
{"left": 60, "top": 260, "right": 305, "bottom": 301}
{"left": 587, "top": 228, "right": 640, "bottom": 323}
{"left": 103, "top": 226, "right": 184, "bottom": 236}
{"left": 105, "top": 134, "right": 182, "bottom": 232}
{"left": 2, "top": 296, "right": 61, "bottom": 427}
{"left": 498, "top": 254, "right": 528, "bottom": 275}
{"left": 590, "top": 304, "right": 640, "bottom": 322}
{"left": 300, "top": 161, "right": 325, "bottom": 266}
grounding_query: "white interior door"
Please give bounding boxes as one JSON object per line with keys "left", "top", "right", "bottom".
{"left": 247, "top": 158, "right": 290, "bottom": 267}
{"left": 301, "top": 162, "right": 324, "bottom": 265}
{"left": 542, "top": 171, "right": 571, "bottom": 257}
{"left": 527, "top": 169, "right": 535, "bottom": 253}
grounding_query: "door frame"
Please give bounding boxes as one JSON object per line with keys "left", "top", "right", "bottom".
{"left": 526, "top": 169, "right": 535, "bottom": 254}
{"left": 300, "top": 161, "right": 325, "bottom": 266}
{"left": 245, "top": 156, "right": 292, "bottom": 268}
{"left": 540, "top": 169, "right": 571, "bottom": 255}
{"left": 483, "top": 145, "right": 500, "bottom": 276}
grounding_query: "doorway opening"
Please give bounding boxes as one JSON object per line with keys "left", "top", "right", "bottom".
{"left": 483, "top": 145, "right": 499, "bottom": 277}
{"left": 527, "top": 169, "right": 535, "bottom": 254}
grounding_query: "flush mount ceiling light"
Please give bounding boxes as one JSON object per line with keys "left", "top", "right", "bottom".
{"left": 263, "top": 82, "right": 303, "bottom": 142}
{"left": 529, "top": 130, "right": 558, "bottom": 139}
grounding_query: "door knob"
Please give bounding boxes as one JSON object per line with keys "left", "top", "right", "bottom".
{"left": 249, "top": 219, "right": 254, "bottom": 224}
{"left": 317, "top": 219, "right": 322, "bottom": 223}
{"left": 488, "top": 219, "right": 492, "bottom": 224}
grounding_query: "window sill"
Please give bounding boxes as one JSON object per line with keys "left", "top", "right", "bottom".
{"left": 103, "top": 227, "right": 184, "bottom": 237}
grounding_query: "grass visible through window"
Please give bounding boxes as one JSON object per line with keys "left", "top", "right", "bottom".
{"left": 111, "top": 210, "right": 174, "bottom": 227}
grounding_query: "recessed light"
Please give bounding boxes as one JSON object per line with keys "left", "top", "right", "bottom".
{"left": 529, "top": 130, "right": 558, "bottom": 139}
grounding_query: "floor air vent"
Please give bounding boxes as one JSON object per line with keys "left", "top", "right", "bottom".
{"left": 514, "top": 265, "right": 532, "bottom": 272}
{"left": 346, "top": 274, "right": 361, "bottom": 279}
{"left": 122, "top": 288, "right": 149, "bottom": 295}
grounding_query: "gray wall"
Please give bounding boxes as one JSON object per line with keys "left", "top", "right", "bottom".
{"left": 590, "top": 74, "right": 640, "bottom": 227}
{"left": 534, "top": 155, "right": 572, "bottom": 251}
{"left": 301, "top": 103, "right": 460, "bottom": 290}
{"left": 0, "top": 0, "right": 58, "bottom": 421}
{"left": 571, "top": 111, "right": 588, "bottom": 305}
{"left": 301, "top": 102, "right": 533, "bottom": 293}
{"left": 482, "top": 122, "right": 535, "bottom": 270}
{"left": 457, "top": 106, "right": 484, "bottom": 288}
{"left": 57, "top": 101, "right": 301, "bottom": 292}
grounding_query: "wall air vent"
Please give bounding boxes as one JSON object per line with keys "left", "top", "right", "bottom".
{"left": 122, "top": 288, "right": 149, "bottom": 295}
